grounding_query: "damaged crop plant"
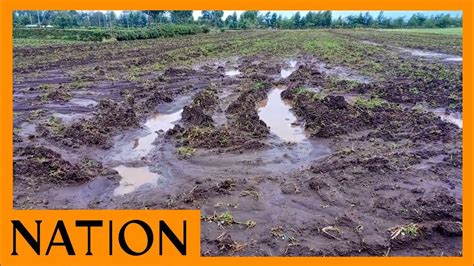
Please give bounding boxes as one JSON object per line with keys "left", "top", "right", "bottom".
{"left": 13, "top": 10, "right": 462, "bottom": 257}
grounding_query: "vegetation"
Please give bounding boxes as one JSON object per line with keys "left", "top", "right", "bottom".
{"left": 14, "top": 10, "right": 461, "bottom": 30}
{"left": 354, "top": 97, "right": 386, "bottom": 109}
{"left": 389, "top": 223, "right": 420, "bottom": 239}
{"left": 14, "top": 24, "right": 208, "bottom": 42}
{"left": 381, "top": 27, "right": 462, "bottom": 35}
{"left": 177, "top": 146, "right": 196, "bottom": 159}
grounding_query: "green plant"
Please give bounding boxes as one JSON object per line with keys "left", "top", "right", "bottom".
{"left": 45, "top": 116, "right": 65, "bottom": 135}
{"left": 177, "top": 146, "right": 196, "bottom": 159}
{"left": 202, "top": 211, "right": 235, "bottom": 226}
{"left": 389, "top": 223, "right": 419, "bottom": 239}
{"left": 294, "top": 87, "right": 307, "bottom": 95}
{"left": 28, "top": 109, "right": 45, "bottom": 121}
{"left": 354, "top": 97, "right": 386, "bottom": 109}
{"left": 254, "top": 82, "right": 265, "bottom": 90}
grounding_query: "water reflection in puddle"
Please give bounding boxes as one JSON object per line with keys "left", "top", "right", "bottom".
{"left": 258, "top": 88, "right": 306, "bottom": 142}
{"left": 280, "top": 60, "right": 298, "bottom": 78}
{"left": 225, "top": 69, "right": 240, "bottom": 77}
{"left": 444, "top": 57, "right": 463, "bottom": 62}
{"left": 431, "top": 108, "right": 462, "bottom": 128}
{"left": 113, "top": 165, "right": 160, "bottom": 196}
{"left": 70, "top": 98, "right": 98, "bottom": 107}
{"left": 132, "top": 109, "right": 183, "bottom": 157}
{"left": 401, "top": 48, "right": 462, "bottom": 62}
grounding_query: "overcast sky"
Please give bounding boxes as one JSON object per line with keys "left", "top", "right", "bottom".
{"left": 191, "top": 11, "right": 462, "bottom": 20}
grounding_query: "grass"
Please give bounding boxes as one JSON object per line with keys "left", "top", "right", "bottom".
{"left": 45, "top": 116, "right": 65, "bottom": 135}
{"left": 28, "top": 109, "right": 45, "bottom": 121}
{"left": 177, "top": 146, "right": 196, "bottom": 159}
{"left": 202, "top": 211, "right": 235, "bottom": 225}
{"left": 240, "top": 189, "right": 260, "bottom": 201}
{"left": 202, "top": 211, "right": 256, "bottom": 229}
{"left": 271, "top": 226, "right": 298, "bottom": 243}
{"left": 380, "top": 27, "right": 462, "bottom": 36}
{"left": 254, "top": 82, "right": 265, "bottom": 90}
{"left": 354, "top": 97, "right": 386, "bottom": 109}
{"left": 14, "top": 38, "right": 86, "bottom": 48}
{"left": 389, "top": 223, "right": 420, "bottom": 239}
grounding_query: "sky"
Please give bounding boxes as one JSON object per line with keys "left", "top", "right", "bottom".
{"left": 191, "top": 10, "right": 462, "bottom": 20}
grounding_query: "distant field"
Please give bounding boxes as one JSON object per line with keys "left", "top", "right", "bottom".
{"left": 380, "top": 27, "right": 462, "bottom": 35}
{"left": 13, "top": 38, "right": 85, "bottom": 48}
{"left": 13, "top": 25, "right": 209, "bottom": 47}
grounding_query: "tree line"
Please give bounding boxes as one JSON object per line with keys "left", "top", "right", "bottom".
{"left": 13, "top": 10, "right": 462, "bottom": 29}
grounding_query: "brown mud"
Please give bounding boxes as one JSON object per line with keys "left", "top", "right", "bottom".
{"left": 13, "top": 31, "right": 462, "bottom": 256}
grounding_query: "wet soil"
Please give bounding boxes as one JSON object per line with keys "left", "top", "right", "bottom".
{"left": 13, "top": 31, "right": 462, "bottom": 257}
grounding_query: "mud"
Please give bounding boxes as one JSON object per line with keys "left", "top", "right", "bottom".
{"left": 13, "top": 30, "right": 462, "bottom": 257}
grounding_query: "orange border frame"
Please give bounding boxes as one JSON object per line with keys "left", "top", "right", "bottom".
{"left": 0, "top": 0, "right": 472, "bottom": 265}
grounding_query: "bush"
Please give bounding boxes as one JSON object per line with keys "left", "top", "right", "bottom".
{"left": 14, "top": 24, "right": 208, "bottom": 42}
{"left": 13, "top": 28, "right": 111, "bottom": 41}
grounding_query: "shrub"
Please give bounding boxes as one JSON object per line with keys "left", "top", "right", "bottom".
{"left": 14, "top": 24, "right": 208, "bottom": 42}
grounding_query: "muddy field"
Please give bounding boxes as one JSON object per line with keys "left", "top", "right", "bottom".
{"left": 13, "top": 29, "right": 462, "bottom": 256}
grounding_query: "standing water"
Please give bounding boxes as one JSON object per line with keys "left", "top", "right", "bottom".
{"left": 431, "top": 108, "right": 463, "bottom": 128}
{"left": 225, "top": 69, "right": 241, "bottom": 77}
{"left": 131, "top": 109, "right": 183, "bottom": 157}
{"left": 112, "top": 109, "right": 182, "bottom": 196}
{"left": 400, "top": 48, "right": 462, "bottom": 62}
{"left": 280, "top": 60, "right": 298, "bottom": 78}
{"left": 113, "top": 165, "right": 161, "bottom": 196}
{"left": 258, "top": 88, "right": 306, "bottom": 142}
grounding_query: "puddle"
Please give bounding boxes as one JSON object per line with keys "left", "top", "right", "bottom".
{"left": 444, "top": 57, "right": 463, "bottom": 62}
{"left": 258, "top": 88, "right": 306, "bottom": 142}
{"left": 400, "top": 48, "right": 462, "bottom": 62}
{"left": 69, "top": 98, "right": 98, "bottom": 107}
{"left": 19, "top": 122, "right": 36, "bottom": 137}
{"left": 52, "top": 112, "right": 90, "bottom": 123}
{"left": 361, "top": 40, "right": 382, "bottom": 46}
{"left": 280, "top": 60, "right": 298, "bottom": 78}
{"left": 431, "top": 108, "right": 462, "bottom": 128}
{"left": 225, "top": 69, "right": 241, "bottom": 77}
{"left": 313, "top": 60, "right": 373, "bottom": 84}
{"left": 305, "top": 87, "right": 321, "bottom": 94}
{"left": 132, "top": 109, "right": 183, "bottom": 157}
{"left": 414, "top": 155, "right": 445, "bottom": 170}
{"left": 113, "top": 165, "right": 161, "bottom": 196}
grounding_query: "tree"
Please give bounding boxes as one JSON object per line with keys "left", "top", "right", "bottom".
{"left": 407, "top": 13, "right": 427, "bottom": 28}
{"left": 270, "top": 13, "right": 278, "bottom": 28}
{"left": 277, "top": 16, "right": 293, "bottom": 29}
{"left": 363, "top": 12, "right": 373, "bottom": 27}
{"left": 392, "top": 17, "right": 405, "bottom": 28}
{"left": 240, "top": 11, "right": 258, "bottom": 22}
{"left": 211, "top": 11, "right": 224, "bottom": 27}
{"left": 333, "top": 16, "right": 344, "bottom": 28}
{"left": 263, "top": 11, "right": 272, "bottom": 28}
{"left": 305, "top": 11, "right": 316, "bottom": 27}
{"left": 199, "top": 10, "right": 212, "bottom": 23}
{"left": 292, "top": 12, "right": 302, "bottom": 28}
{"left": 170, "top": 11, "right": 193, "bottom": 24}
{"left": 239, "top": 11, "right": 259, "bottom": 29}
{"left": 11, "top": 10, "right": 462, "bottom": 30}
{"left": 225, "top": 12, "right": 239, "bottom": 29}
{"left": 145, "top": 11, "right": 167, "bottom": 23}
{"left": 106, "top": 11, "right": 117, "bottom": 27}
{"left": 53, "top": 11, "right": 75, "bottom": 28}
{"left": 321, "top": 11, "right": 332, "bottom": 27}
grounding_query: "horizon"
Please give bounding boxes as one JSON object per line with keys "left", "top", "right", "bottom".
{"left": 78, "top": 10, "right": 462, "bottom": 20}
